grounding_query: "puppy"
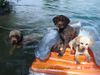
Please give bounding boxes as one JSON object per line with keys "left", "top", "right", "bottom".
{"left": 69, "top": 32, "right": 94, "bottom": 64}
{"left": 52, "top": 15, "right": 77, "bottom": 56}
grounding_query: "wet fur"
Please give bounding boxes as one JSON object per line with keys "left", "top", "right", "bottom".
{"left": 9, "top": 30, "right": 23, "bottom": 45}
{"left": 52, "top": 15, "right": 77, "bottom": 56}
{"left": 9, "top": 30, "right": 42, "bottom": 45}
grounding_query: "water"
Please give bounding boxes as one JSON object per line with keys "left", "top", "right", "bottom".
{"left": 0, "top": 0, "right": 100, "bottom": 75}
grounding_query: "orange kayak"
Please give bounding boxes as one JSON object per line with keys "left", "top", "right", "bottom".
{"left": 30, "top": 48, "right": 100, "bottom": 75}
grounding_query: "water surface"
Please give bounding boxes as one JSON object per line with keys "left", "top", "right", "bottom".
{"left": 0, "top": 0, "right": 100, "bottom": 75}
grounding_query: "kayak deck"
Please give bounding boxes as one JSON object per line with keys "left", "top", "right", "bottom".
{"left": 31, "top": 48, "right": 100, "bottom": 75}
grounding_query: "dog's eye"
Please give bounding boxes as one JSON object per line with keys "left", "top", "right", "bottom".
{"left": 16, "top": 35, "right": 20, "bottom": 39}
{"left": 10, "top": 35, "right": 15, "bottom": 38}
{"left": 86, "top": 43, "right": 88, "bottom": 45}
{"left": 80, "top": 42, "right": 83, "bottom": 45}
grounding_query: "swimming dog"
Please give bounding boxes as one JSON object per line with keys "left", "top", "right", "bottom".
{"left": 9, "top": 30, "right": 42, "bottom": 45}
{"left": 9, "top": 29, "right": 42, "bottom": 54}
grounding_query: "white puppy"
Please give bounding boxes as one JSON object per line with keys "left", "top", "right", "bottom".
{"left": 69, "top": 30, "right": 94, "bottom": 64}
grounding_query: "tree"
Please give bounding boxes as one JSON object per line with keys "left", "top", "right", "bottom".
{"left": 0, "top": 0, "right": 12, "bottom": 15}
{"left": 0, "top": 0, "right": 6, "bottom": 7}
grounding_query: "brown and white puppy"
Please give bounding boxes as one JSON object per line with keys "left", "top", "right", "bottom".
{"left": 52, "top": 15, "right": 77, "bottom": 56}
{"left": 69, "top": 35, "right": 94, "bottom": 64}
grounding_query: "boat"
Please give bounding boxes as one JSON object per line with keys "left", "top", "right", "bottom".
{"left": 30, "top": 48, "right": 100, "bottom": 75}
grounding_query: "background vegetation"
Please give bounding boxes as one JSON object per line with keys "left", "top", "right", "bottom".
{"left": 0, "top": 0, "right": 12, "bottom": 15}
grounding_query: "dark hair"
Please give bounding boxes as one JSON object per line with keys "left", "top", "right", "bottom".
{"left": 52, "top": 15, "right": 70, "bottom": 25}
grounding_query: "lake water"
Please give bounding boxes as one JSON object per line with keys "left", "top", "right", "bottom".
{"left": 0, "top": 0, "right": 100, "bottom": 75}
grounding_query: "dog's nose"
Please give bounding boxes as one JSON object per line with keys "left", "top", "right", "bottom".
{"left": 11, "top": 39, "right": 17, "bottom": 45}
{"left": 82, "top": 47, "right": 85, "bottom": 51}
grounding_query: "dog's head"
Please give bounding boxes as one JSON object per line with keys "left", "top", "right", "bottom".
{"left": 53, "top": 15, "right": 70, "bottom": 29}
{"left": 9, "top": 30, "right": 23, "bottom": 45}
{"left": 75, "top": 36, "right": 94, "bottom": 50}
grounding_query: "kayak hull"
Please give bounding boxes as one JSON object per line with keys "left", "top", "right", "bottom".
{"left": 31, "top": 48, "right": 100, "bottom": 75}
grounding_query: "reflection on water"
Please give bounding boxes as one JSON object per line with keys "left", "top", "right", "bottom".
{"left": 0, "top": 0, "right": 100, "bottom": 75}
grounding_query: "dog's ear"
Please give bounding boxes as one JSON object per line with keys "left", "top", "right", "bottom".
{"left": 89, "top": 38, "right": 95, "bottom": 46}
{"left": 53, "top": 16, "right": 58, "bottom": 25}
{"left": 75, "top": 36, "right": 81, "bottom": 45}
{"left": 9, "top": 31, "right": 12, "bottom": 38}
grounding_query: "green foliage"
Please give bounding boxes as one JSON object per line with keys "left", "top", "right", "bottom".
{"left": 0, "top": 0, "right": 6, "bottom": 7}
{"left": 0, "top": 0, "right": 12, "bottom": 15}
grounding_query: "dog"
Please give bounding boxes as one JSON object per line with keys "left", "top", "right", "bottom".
{"left": 69, "top": 30, "right": 94, "bottom": 64}
{"left": 9, "top": 29, "right": 43, "bottom": 55}
{"left": 52, "top": 15, "right": 77, "bottom": 56}
{"left": 9, "top": 30, "right": 23, "bottom": 45}
{"left": 9, "top": 29, "right": 42, "bottom": 45}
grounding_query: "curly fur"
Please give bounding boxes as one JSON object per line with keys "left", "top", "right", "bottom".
{"left": 52, "top": 15, "right": 77, "bottom": 56}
